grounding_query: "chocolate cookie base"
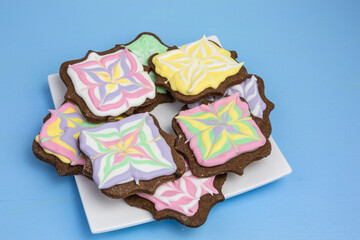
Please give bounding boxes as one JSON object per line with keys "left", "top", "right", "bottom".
{"left": 32, "top": 111, "right": 83, "bottom": 176}
{"left": 172, "top": 100, "right": 272, "bottom": 178}
{"left": 116, "top": 32, "right": 174, "bottom": 50}
{"left": 124, "top": 173, "right": 227, "bottom": 228}
{"left": 59, "top": 45, "right": 158, "bottom": 124}
{"left": 81, "top": 113, "right": 186, "bottom": 199}
{"left": 148, "top": 47, "right": 248, "bottom": 104}
{"left": 248, "top": 74, "right": 275, "bottom": 138}
{"left": 32, "top": 140, "right": 83, "bottom": 176}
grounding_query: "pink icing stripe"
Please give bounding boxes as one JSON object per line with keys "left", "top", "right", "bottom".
{"left": 113, "top": 154, "right": 125, "bottom": 165}
{"left": 70, "top": 60, "right": 98, "bottom": 69}
{"left": 101, "top": 139, "right": 121, "bottom": 147}
{"left": 122, "top": 88, "right": 153, "bottom": 98}
{"left": 39, "top": 140, "right": 76, "bottom": 162}
{"left": 125, "top": 48, "right": 139, "bottom": 74}
{"left": 122, "top": 129, "right": 140, "bottom": 146}
{"left": 100, "top": 52, "right": 123, "bottom": 67}
{"left": 70, "top": 67, "right": 97, "bottom": 86}
{"left": 138, "top": 165, "right": 219, "bottom": 216}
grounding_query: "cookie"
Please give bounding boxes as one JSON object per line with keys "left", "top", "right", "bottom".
{"left": 148, "top": 35, "right": 248, "bottom": 104}
{"left": 118, "top": 32, "right": 175, "bottom": 107}
{"left": 79, "top": 112, "right": 186, "bottom": 198}
{"left": 173, "top": 93, "right": 272, "bottom": 178}
{"left": 60, "top": 46, "right": 157, "bottom": 123}
{"left": 125, "top": 160, "right": 226, "bottom": 228}
{"left": 32, "top": 102, "right": 100, "bottom": 176}
{"left": 188, "top": 74, "right": 275, "bottom": 138}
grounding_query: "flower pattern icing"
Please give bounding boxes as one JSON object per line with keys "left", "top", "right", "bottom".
{"left": 188, "top": 75, "right": 267, "bottom": 119}
{"left": 38, "top": 102, "right": 99, "bottom": 166}
{"left": 138, "top": 161, "right": 218, "bottom": 216}
{"left": 152, "top": 35, "right": 244, "bottom": 95}
{"left": 176, "top": 93, "right": 266, "bottom": 167}
{"left": 79, "top": 113, "right": 176, "bottom": 189}
{"left": 67, "top": 48, "right": 155, "bottom": 117}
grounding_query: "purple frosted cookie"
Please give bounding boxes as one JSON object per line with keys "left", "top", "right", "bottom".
{"left": 79, "top": 112, "right": 185, "bottom": 198}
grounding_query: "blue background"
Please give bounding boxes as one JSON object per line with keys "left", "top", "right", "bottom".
{"left": 0, "top": 0, "right": 359, "bottom": 239}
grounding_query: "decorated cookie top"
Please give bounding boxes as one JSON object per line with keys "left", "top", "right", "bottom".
{"left": 188, "top": 75, "right": 267, "bottom": 119}
{"left": 138, "top": 161, "right": 218, "bottom": 216}
{"left": 152, "top": 35, "right": 244, "bottom": 95}
{"left": 37, "top": 102, "right": 99, "bottom": 166}
{"left": 176, "top": 93, "right": 266, "bottom": 167}
{"left": 123, "top": 33, "right": 168, "bottom": 94}
{"left": 123, "top": 33, "right": 168, "bottom": 66}
{"left": 67, "top": 48, "right": 155, "bottom": 117}
{"left": 79, "top": 113, "right": 177, "bottom": 189}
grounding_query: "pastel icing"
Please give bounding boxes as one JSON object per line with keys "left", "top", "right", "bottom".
{"left": 123, "top": 34, "right": 168, "bottom": 94}
{"left": 188, "top": 75, "right": 267, "bottom": 119}
{"left": 152, "top": 35, "right": 244, "bottom": 95}
{"left": 124, "top": 34, "right": 168, "bottom": 66}
{"left": 138, "top": 161, "right": 218, "bottom": 216}
{"left": 37, "top": 102, "right": 99, "bottom": 166}
{"left": 176, "top": 93, "right": 266, "bottom": 167}
{"left": 79, "top": 113, "right": 176, "bottom": 189}
{"left": 67, "top": 48, "right": 155, "bottom": 117}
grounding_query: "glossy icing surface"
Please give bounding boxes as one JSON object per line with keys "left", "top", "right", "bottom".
{"left": 138, "top": 161, "right": 218, "bottom": 216}
{"left": 79, "top": 113, "right": 176, "bottom": 189}
{"left": 67, "top": 48, "right": 155, "bottom": 117}
{"left": 176, "top": 93, "right": 266, "bottom": 167}
{"left": 152, "top": 35, "right": 243, "bottom": 95}
{"left": 188, "top": 75, "right": 267, "bottom": 118}
{"left": 38, "top": 102, "right": 99, "bottom": 165}
{"left": 124, "top": 34, "right": 168, "bottom": 66}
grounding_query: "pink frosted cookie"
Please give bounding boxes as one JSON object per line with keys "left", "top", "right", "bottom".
{"left": 125, "top": 160, "right": 226, "bottom": 227}
{"left": 172, "top": 93, "right": 272, "bottom": 178}
{"left": 32, "top": 102, "right": 100, "bottom": 176}
{"left": 60, "top": 46, "right": 157, "bottom": 123}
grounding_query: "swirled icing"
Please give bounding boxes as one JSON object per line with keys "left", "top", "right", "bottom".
{"left": 124, "top": 34, "right": 168, "bottom": 94}
{"left": 152, "top": 35, "right": 244, "bottom": 95}
{"left": 138, "top": 161, "right": 218, "bottom": 216}
{"left": 67, "top": 48, "right": 155, "bottom": 117}
{"left": 188, "top": 75, "right": 267, "bottom": 119}
{"left": 79, "top": 113, "right": 176, "bottom": 189}
{"left": 176, "top": 93, "right": 266, "bottom": 167}
{"left": 124, "top": 34, "right": 168, "bottom": 66}
{"left": 37, "top": 102, "right": 99, "bottom": 165}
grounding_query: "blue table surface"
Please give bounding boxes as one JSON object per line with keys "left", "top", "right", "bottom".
{"left": 1, "top": 0, "right": 359, "bottom": 239}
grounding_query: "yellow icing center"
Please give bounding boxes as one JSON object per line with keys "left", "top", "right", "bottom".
{"left": 153, "top": 35, "right": 244, "bottom": 95}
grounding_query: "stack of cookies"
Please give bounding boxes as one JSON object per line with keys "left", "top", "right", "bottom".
{"left": 33, "top": 33, "right": 274, "bottom": 228}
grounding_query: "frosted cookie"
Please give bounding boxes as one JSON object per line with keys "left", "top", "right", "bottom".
{"left": 188, "top": 74, "right": 275, "bottom": 138}
{"left": 125, "top": 160, "right": 226, "bottom": 227}
{"left": 173, "top": 93, "right": 271, "bottom": 178}
{"left": 32, "top": 102, "right": 100, "bottom": 176}
{"left": 148, "top": 35, "right": 248, "bottom": 103}
{"left": 60, "top": 46, "right": 157, "bottom": 123}
{"left": 119, "top": 32, "right": 175, "bottom": 109}
{"left": 79, "top": 113, "right": 185, "bottom": 198}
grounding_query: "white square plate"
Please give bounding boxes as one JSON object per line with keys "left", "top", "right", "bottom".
{"left": 48, "top": 36, "right": 292, "bottom": 234}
